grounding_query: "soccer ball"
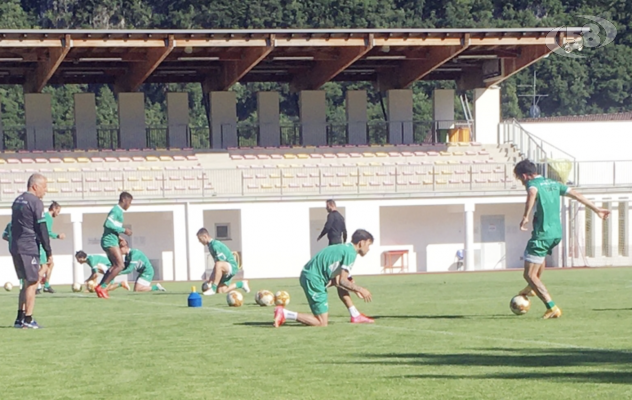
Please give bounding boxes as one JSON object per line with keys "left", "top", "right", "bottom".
{"left": 256, "top": 290, "right": 275, "bottom": 307}
{"left": 226, "top": 290, "right": 244, "bottom": 307}
{"left": 87, "top": 280, "right": 96, "bottom": 293}
{"left": 201, "top": 282, "right": 210, "bottom": 292}
{"left": 510, "top": 295, "right": 531, "bottom": 315}
{"left": 4, "top": 282, "right": 13, "bottom": 291}
{"left": 275, "top": 290, "right": 290, "bottom": 307}
{"left": 72, "top": 283, "right": 82, "bottom": 292}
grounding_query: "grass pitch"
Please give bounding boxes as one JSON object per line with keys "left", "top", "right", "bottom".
{"left": 1, "top": 267, "right": 631, "bottom": 400}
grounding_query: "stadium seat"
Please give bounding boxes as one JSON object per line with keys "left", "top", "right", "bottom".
{"left": 50, "top": 158, "right": 63, "bottom": 164}
{"left": 186, "top": 155, "right": 198, "bottom": 161}
{"left": 257, "top": 154, "right": 271, "bottom": 160}
{"left": 21, "top": 158, "right": 34, "bottom": 164}
{"left": 244, "top": 155, "right": 256, "bottom": 160}
{"left": 0, "top": 178, "right": 10, "bottom": 184}
{"left": 2, "top": 188, "right": 15, "bottom": 194}
{"left": 284, "top": 154, "right": 297, "bottom": 159}
{"left": 132, "top": 157, "right": 145, "bottom": 162}
{"left": 173, "top": 155, "right": 187, "bottom": 162}
{"left": 159, "top": 156, "right": 173, "bottom": 162}
{"left": 439, "top": 151, "right": 451, "bottom": 156}
{"left": 336, "top": 153, "right": 350, "bottom": 158}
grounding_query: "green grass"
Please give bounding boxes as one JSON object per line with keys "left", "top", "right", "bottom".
{"left": 1, "top": 268, "right": 632, "bottom": 400}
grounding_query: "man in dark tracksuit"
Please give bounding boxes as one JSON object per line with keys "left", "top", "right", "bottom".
{"left": 317, "top": 200, "right": 347, "bottom": 246}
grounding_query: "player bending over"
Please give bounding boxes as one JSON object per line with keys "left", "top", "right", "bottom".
{"left": 75, "top": 251, "right": 130, "bottom": 291}
{"left": 37, "top": 201, "right": 65, "bottom": 294}
{"left": 514, "top": 159, "right": 609, "bottom": 319}
{"left": 95, "top": 192, "right": 133, "bottom": 299}
{"left": 118, "top": 238, "right": 165, "bottom": 292}
{"left": 274, "top": 229, "right": 374, "bottom": 328}
{"left": 196, "top": 228, "right": 249, "bottom": 296}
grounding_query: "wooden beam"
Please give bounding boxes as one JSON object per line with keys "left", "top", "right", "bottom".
{"left": 291, "top": 36, "right": 373, "bottom": 91}
{"left": 0, "top": 39, "right": 63, "bottom": 48}
{"left": 374, "top": 37, "right": 463, "bottom": 47}
{"left": 203, "top": 37, "right": 274, "bottom": 92}
{"left": 24, "top": 34, "right": 72, "bottom": 93}
{"left": 114, "top": 35, "right": 174, "bottom": 92}
{"left": 485, "top": 44, "right": 552, "bottom": 87}
{"left": 378, "top": 36, "right": 469, "bottom": 90}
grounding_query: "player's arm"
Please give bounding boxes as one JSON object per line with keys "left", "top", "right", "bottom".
{"left": 566, "top": 189, "right": 610, "bottom": 220}
{"left": 86, "top": 270, "right": 98, "bottom": 283}
{"left": 341, "top": 218, "right": 348, "bottom": 243}
{"left": 520, "top": 187, "right": 537, "bottom": 231}
{"left": 1, "top": 230, "right": 8, "bottom": 242}
{"left": 333, "top": 269, "right": 372, "bottom": 302}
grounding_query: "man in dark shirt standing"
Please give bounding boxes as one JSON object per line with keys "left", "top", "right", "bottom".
{"left": 317, "top": 199, "right": 347, "bottom": 245}
{"left": 10, "top": 173, "right": 52, "bottom": 329}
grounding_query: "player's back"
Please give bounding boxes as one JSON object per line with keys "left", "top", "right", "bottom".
{"left": 302, "top": 243, "right": 357, "bottom": 285}
{"left": 126, "top": 248, "right": 153, "bottom": 272}
{"left": 208, "top": 239, "right": 237, "bottom": 266}
{"left": 528, "top": 176, "right": 569, "bottom": 239}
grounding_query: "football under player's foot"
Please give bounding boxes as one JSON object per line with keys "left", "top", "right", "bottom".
{"left": 43, "top": 286, "right": 55, "bottom": 294}
{"left": 273, "top": 306, "right": 286, "bottom": 328}
{"left": 121, "top": 281, "right": 131, "bottom": 291}
{"left": 241, "top": 280, "right": 250, "bottom": 293}
{"left": 543, "top": 306, "right": 562, "bottom": 319}
{"left": 518, "top": 286, "right": 536, "bottom": 297}
{"left": 94, "top": 285, "right": 110, "bottom": 299}
{"left": 350, "top": 314, "right": 375, "bottom": 324}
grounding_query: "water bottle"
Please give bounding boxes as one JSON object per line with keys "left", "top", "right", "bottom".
{"left": 188, "top": 285, "right": 202, "bottom": 307}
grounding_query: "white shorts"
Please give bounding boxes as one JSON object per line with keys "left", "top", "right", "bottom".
{"left": 136, "top": 277, "right": 151, "bottom": 287}
{"left": 524, "top": 252, "right": 545, "bottom": 265}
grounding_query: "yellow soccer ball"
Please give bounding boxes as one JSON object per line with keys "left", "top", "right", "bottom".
{"left": 71, "top": 282, "right": 82, "bottom": 293}
{"left": 256, "top": 290, "right": 275, "bottom": 307}
{"left": 275, "top": 290, "right": 290, "bottom": 307}
{"left": 226, "top": 290, "right": 244, "bottom": 307}
{"left": 510, "top": 295, "right": 530, "bottom": 315}
{"left": 87, "top": 280, "right": 96, "bottom": 293}
{"left": 4, "top": 282, "right": 13, "bottom": 291}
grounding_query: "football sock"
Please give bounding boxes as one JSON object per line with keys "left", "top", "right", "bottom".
{"left": 151, "top": 284, "right": 160, "bottom": 291}
{"left": 24, "top": 315, "right": 32, "bottom": 324}
{"left": 37, "top": 284, "right": 42, "bottom": 290}
{"left": 44, "top": 282, "right": 50, "bottom": 289}
{"left": 235, "top": 281, "right": 244, "bottom": 289}
{"left": 546, "top": 301, "right": 556, "bottom": 310}
{"left": 348, "top": 306, "right": 361, "bottom": 318}
{"left": 211, "top": 284, "right": 218, "bottom": 292}
{"left": 16, "top": 310, "right": 24, "bottom": 321}
{"left": 282, "top": 309, "right": 298, "bottom": 320}
{"left": 100, "top": 283, "right": 108, "bottom": 289}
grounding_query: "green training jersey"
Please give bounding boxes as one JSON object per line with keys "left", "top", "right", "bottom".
{"left": 86, "top": 254, "right": 111, "bottom": 274}
{"left": 121, "top": 248, "right": 154, "bottom": 275}
{"left": 44, "top": 212, "right": 60, "bottom": 239}
{"left": 301, "top": 243, "right": 357, "bottom": 286}
{"left": 2, "top": 222, "right": 11, "bottom": 249}
{"left": 101, "top": 204, "right": 126, "bottom": 248}
{"left": 208, "top": 239, "right": 237, "bottom": 269}
{"left": 527, "top": 176, "right": 569, "bottom": 240}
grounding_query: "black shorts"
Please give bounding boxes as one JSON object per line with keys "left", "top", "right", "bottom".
{"left": 12, "top": 254, "right": 41, "bottom": 283}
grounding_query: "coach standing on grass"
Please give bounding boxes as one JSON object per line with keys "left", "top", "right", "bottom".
{"left": 11, "top": 173, "right": 51, "bottom": 329}
{"left": 317, "top": 199, "right": 347, "bottom": 246}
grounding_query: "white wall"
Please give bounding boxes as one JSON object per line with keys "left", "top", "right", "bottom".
{"left": 309, "top": 206, "right": 345, "bottom": 257}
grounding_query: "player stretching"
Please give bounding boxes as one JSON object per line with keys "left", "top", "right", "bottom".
{"left": 196, "top": 228, "right": 250, "bottom": 296}
{"left": 274, "top": 229, "right": 374, "bottom": 327}
{"left": 514, "top": 159, "right": 609, "bottom": 319}
{"left": 95, "top": 192, "right": 133, "bottom": 299}
{"left": 118, "top": 239, "right": 165, "bottom": 292}
{"left": 75, "top": 251, "right": 130, "bottom": 291}
{"left": 37, "top": 201, "right": 65, "bottom": 294}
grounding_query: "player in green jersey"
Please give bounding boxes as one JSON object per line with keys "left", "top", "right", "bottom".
{"left": 274, "top": 229, "right": 374, "bottom": 328}
{"left": 514, "top": 160, "right": 609, "bottom": 319}
{"left": 75, "top": 251, "right": 130, "bottom": 291}
{"left": 119, "top": 238, "right": 165, "bottom": 292}
{"left": 95, "top": 192, "right": 133, "bottom": 299}
{"left": 37, "top": 201, "right": 65, "bottom": 294}
{"left": 196, "top": 228, "right": 250, "bottom": 296}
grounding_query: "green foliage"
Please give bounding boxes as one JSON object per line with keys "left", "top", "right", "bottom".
{"left": 0, "top": 0, "right": 631, "bottom": 141}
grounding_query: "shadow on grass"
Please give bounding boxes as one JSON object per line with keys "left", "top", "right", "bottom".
{"left": 372, "top": 314, "right": 513, "bottom": 320}
{"left": 358, "top": 347, "right": 632, "bottom": 371}
{"left": 399, "top": 371, "right": 632, "bottom": 384}
{"left": 593, "top": 308, "right": 632, "bottom": 312}
{"left": 235, "top": 321, "right": 274, "bottom": 327}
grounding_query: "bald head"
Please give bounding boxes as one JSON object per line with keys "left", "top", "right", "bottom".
{"left": 27, "top": 173, "right": 48, "bottom": 199}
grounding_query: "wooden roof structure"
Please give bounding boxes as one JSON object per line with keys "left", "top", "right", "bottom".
{"left": 0, "top": 28, "right": 586, "bottom": 93}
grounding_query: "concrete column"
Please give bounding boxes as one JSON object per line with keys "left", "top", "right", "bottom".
{"left": 473, "top": 86, "right": 501, "bottom": 144}
{"left": 346, "top": 90, "right": 367, "bottom": 145}
{"left": 74, "top": 93, "right": 97, "bottom": 150}
{"left": 118, "top": 92, "right": 146, "bottom": 149}
{"left": 172, "top": 205, "right": 188, "bottom": 281}
{"left": 299, "top": 90, "right": 327, "bottom": 146}
{"left": 625, "top": 201, "right": 632, "bottom": 257}
{"left": 25, "top": 93, "right": 53, "bottom": 150}
{"left": 607, "top": 201, "right": 619, "bottom": 258}
{"left": 186, "top": 204, "right": 205, "bottom": 281}
{"left": 560, "top": 197, "right": 569, "bottom": 267}
{"left": 433, "top": 89, "right": 455, "bottom": 130}
{"left": 387, "top": 89, "right": 413, "bottom": 144}
{"left": 464, "top": 203, "right": 475, "bottom": 271}
{"left": 71, "top": 213, "right": 83, "bottom": 284}
{"left": 167, "top": 92, "right": 189, "bottom": 148}
{"left": 257, "top": 92, "right": 280, "bottom": 147}
{"left": 589, "top": 199, "right": 603, "bottom": 257}
{"left": 209, "top": 91, "right": 237, "bottom": 149}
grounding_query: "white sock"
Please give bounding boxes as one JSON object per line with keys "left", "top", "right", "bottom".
{"left": 37, "top": 284, "right": 42, "bottom": 290}
{"left": 283, "top": 309, "right": 298, "bottom": 320}
{"left": 348, "top": 306, "right": 361, "bottom": 318}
